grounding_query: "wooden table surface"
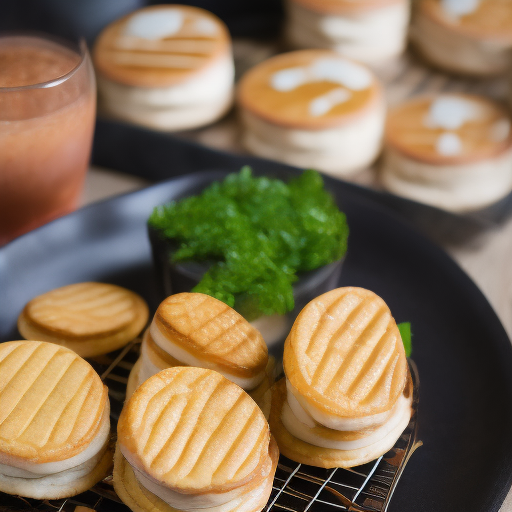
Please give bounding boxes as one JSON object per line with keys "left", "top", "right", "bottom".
{"left": 84, "top": 41, "right": 512, "bottom": 511}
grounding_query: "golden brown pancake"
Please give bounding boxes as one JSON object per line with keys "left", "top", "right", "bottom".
{"left": 153, "top": 293, "right": 268, "bottom": 380}
{"left": 386, "top": 94, "right": 512, "bottom": 165}
{"left": 18, "top": 282, "right": 149, "bottom": 357}
{"left": 284, "top": 287, "right": 408, "bottom": 419}
{"left": 0, "top": 340, "right": 112, "bottom": 498}
{"left": 237, "top": 50, "right": 382, "bottom": 130}
{"left": 93, "top": 5, "right": 231, "bottom": 88}
{"left": 118, "top": 367, "right": 272, "bottom": 493}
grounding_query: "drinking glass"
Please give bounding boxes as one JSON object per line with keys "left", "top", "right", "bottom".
{"left": 0, "top": 34, "right": 96, "bottom": 245}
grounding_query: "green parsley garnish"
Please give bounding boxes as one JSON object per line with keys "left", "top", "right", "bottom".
{"left": 148, "top": 167, "right": 349, "bottom": 318}
{"left": 397, "top": 322, "right": 412, "bottom": 357}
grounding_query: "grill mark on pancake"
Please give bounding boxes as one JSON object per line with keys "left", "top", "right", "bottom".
{"left": 60, "top": 375, "right": 99, "bottom": 445}
{"left": 305, "top": 295, "right": 369, "bottom": 377}
{"left": 304, "top": 294, "right": 346, "bottom": 358}
{"left": 176, "top": 388, "right": 245, "bottom": 480}
{"left": 137, "top": 372, "right": 202, "bottom": 443}
{"left": 360, "top": 352, "right": 400, "bottom": 406}
{"left": 321, "top": 307, "right": 389, "bottom": 395}
{"left": 0, "top": 344, "right": 56, "bottom": 426}
{"left": 309, "top": 297, "right": 375, "bottom": 390}
{"left": 12, "top": 356, "right": 77, "bottom": 441}
{"left": 343, "top": 323, "right": 397, "bottom": 399}
{"left": 148, "top": 373, "right": 218, "bottom": 470}
{"left": 0, "top": 343, "right": 41, "bottom": 394}
{"left": 138, "top": 370, "right": 189, "bottom": 429}
{"left": 233, "top": 428, "right": 268, "bottom": 480}
{"left": 201, "top": 318, "right": 245, "bottom": 354}
{"left": 48, "top": 373, "right": 93, "bottom": 445}
{"left": 210, "top": 408, "right": 259, "bottom": 480}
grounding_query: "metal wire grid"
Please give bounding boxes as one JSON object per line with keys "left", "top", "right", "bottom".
{"left": 0, "top": 339, "right": 420, "bottom": 512}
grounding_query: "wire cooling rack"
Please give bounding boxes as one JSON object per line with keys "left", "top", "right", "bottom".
{"left": 0, "top": 339, "right": 421, "bottom": 512}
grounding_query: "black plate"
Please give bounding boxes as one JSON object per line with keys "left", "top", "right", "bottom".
{"left": 1, "top": 163, "right": 512, "bottom": 511}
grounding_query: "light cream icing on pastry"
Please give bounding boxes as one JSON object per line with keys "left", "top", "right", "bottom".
{"left": 238, "top": 50, "right": 386, "bottom": 177}
{"left": 0, "top": 341, "right": 112, "bottom": 498}
{"left": 381, "top": 94, "right": 512, "bottom": 211}
{"left": 93, "top": 5, "right": 234, "bottom": 131}
{"left": 412, "top": 0, "right": 512, "bottom": 75}
{"left": 285, "top": 0, "right": 410, "bottom": 65}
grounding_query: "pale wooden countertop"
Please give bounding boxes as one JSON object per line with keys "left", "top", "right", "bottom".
{"left": 85, "top": 41, "right": 512, "bottom": 510}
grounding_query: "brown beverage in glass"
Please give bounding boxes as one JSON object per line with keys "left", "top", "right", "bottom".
{"left": 0, "top": 35, "right": 96, "bottom": 245}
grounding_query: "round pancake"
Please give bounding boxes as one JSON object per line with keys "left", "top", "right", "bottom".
{"left": 284, "top": 287, "right": 408, "bottom": 419}
{"left": 0, "top": 441, "right": 113, "bottom": 499}
{"left": 0, "top": 341, "right": 108, "bottom": 463}
{"left": 18, "top": 282, "right": 149, "bottom": 357}
{"left": 420, "top": 0, "right": 512, "bottom": 41}
{"left": 126, "top": 352, "right": 276, "bottom": 419}
{"left": 386, "top": 94, "right": 512, "bottom": 165}
{"left": 237, "top": 50, "right": 382, "bottom": 130}
{"left": 269, "top": 378, "right": 412, "bottom": 468}
{"left": 113, "top": 437, "right": 279, "bottom": 512}
{"left": 93, "top": 5, "right": 231, "bottom": 88}
{"left": 153, "top": 293, "right": 268, "bottom": 380}
{"left": 291, "top": 0, "right": 404, "bottom": 14}
{"left": 118, "top": 367, "right": 272, "bottom": 494}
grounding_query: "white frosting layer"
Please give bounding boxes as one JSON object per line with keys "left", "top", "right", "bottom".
{"left": 150, "top": 322, "right": 266, "bottom": 390}
{"left": 286, "top": 379, "right": 394, "bottom": 431}
{"left": 241, "top": 101, "right": 385, "bottom": 177}
{"left": 125, "top": 9, "right": 184, "bottom": 39}
{"left": 412, "top": 6, "right": 512, "bottom": 75}
{"left": 0, "top": 402, "right": 110, "bottom": 478}
{"left": 128, "top": 457, "right": 269, "bottom": 512}
{"left": 282, "top": 391, "right": 411, "bottom": 450}
{"left": 271, "top": 58, "right": 372, "bottom": 92}
{"left": 441, "top": 0, "right": 480, "bottom": 18}
{"left": 286, "top": 1, "right": 410, "bottom": 64}
{"left": 425, "top": 96, "right": 484, "bottom": 130}
{"left": 381, "top": 146, "right": 512, "bottom": 211}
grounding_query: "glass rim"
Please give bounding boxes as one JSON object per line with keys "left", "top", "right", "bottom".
{"left": 0, "top": 33, "right": 89, "bottom": 92}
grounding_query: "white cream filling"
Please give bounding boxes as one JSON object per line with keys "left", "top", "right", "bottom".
{"left": 411, "top": 8, "right": 512, "bottom": 75}
{"left": 282, "top": 391, "right": 411, "bottom": 450}
{"left": 250, "top": 315, "right": 291, "bottom": 348}
{"left": 285, "top": 1, "right": 410, "bottom": 64}
{"left": 0, "top": 402, "right": 110, "bottom": 478}
{"left": 286, "top": 379, "right": 395, "bottom": 431}
{"left": 241, "top": 102, "right": 385, "bottom": 176}
{"left": 381, "top": 146, "right": 512, "bottom": 211}
{"left": 128, "top": 458, "right": 270, "bottom": 512}
{"left": 150, "top": 323, "right": 266, "bottom": 390}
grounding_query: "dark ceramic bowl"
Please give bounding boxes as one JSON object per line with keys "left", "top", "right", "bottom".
{"left": 148, "top": 169, "right": 345, "bottom": 353}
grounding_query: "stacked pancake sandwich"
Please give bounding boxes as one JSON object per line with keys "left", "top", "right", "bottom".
{"left": 114, "top": 366, "right": 279, "bottom": 512}
{"left": 381, "top": 94, "right": 512, "bottom": 211}
{"left": 237, "top": 50, "right": 386, "bottom": 177}
{"left": 93, "top": 5, "right": 234, "bottom": 131}
{"left": 0, "top": 341, "right": 112, "bottom": 498}
{"left": 269, "top": 287, "right": 412, "bottom": 468}
{"left": 285, "top": 0, "right": 410, "bottom": 65}
{"left": 412, "top": 0, "right": 512, "bottom": 75}
{"left": 18, "top": 282, "right": 149, "bottom": 357}
{"left": 127, "top": 293, "right": 275, "bottom": 416}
